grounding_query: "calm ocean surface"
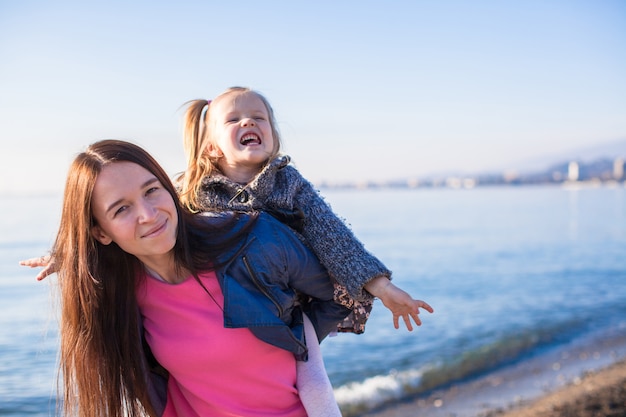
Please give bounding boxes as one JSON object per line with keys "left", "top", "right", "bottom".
{"left": 2, "top": 185, "right": 626, "bottom": 416}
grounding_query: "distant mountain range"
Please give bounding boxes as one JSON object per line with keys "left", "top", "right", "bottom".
{"left": 470, "top": 137, "right": 626, "bottom": 186}
{"left": 512, "top": 138, "right": 626, "bottom": 174}
{"left": 319, "top": 138, "right": 626, "bottom": 189}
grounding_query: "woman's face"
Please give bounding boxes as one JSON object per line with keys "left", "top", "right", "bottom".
{"left": 90, "top": 161, "right": 178, "bottom": 265}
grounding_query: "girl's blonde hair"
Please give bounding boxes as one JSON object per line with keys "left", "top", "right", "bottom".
{"left": 178, "top": 87, "right": 282, "bottom": 211}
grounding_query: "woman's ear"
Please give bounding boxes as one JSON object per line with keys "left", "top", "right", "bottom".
{"left": 91, "top": 225, "right": 113, "bottom": 245}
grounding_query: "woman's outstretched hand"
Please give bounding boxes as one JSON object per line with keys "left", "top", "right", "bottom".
{"left": 19, "top": 255, "right": 56, "bottom": 281}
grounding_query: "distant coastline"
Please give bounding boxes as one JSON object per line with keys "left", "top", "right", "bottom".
{"left": 316, "top": 156, "right": 626, "bottom": 190}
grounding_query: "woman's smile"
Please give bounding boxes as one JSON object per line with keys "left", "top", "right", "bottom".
{"left": 141, "top": 218, "right": 169, "bottom": 239}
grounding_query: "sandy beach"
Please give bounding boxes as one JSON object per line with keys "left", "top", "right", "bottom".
{"left": 493, "top": 358, "right": 626, "bottom": 417}
{"left": 357, "top": 328, "right": 626, "bottom": 417}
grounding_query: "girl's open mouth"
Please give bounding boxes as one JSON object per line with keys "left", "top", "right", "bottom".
{"left": 240, "top": 133, "right": 261, "bottom": 145}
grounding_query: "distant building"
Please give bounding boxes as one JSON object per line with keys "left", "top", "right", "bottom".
{"left": 614, "top": 158, "right": 624, "bottom": 180}
{"left": 407, "top": 178, "right": 419, "bottom": 188}
{"left": 568, "top": 161, "right": 579, "bottom": 182}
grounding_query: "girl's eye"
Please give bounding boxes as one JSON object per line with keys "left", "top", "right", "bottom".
{"left": 146, "top": 186, "right": 159, "bottom": 195}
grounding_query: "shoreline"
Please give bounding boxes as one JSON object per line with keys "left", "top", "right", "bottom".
{"left": 492, "top": 358, "right": 626, "bottom": 417}
{"left": 356, "top": 326, "right": 626, "bottom": 417}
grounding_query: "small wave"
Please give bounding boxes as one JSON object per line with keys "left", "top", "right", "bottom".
{"left": 334, "top": 319, "right": 588, "bottom": 416}
{"left": 335, "top": 366, "right": 428, "bottom": 416}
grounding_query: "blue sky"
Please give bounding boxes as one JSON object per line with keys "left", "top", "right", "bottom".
{"left": 1, "top": 0, "right": 625, "bottom": 194}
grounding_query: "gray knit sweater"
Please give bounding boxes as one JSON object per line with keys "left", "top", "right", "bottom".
{"left": 197, "top": 155, "right": 391, "bottom": 301}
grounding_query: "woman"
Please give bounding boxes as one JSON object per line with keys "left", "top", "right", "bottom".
{"left": 47, "top": 139, "right": 349, "bottom": 416}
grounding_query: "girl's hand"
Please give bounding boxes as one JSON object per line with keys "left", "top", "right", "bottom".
{"left": 365, "top": 276, "right": 434, "bottom": 331}
{"left": 19, "top": 255, "right": 56, "bottom": 281}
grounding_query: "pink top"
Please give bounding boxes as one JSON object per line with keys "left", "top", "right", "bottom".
{"left": 136, "top": 271, "right": 307, "bottom": 417}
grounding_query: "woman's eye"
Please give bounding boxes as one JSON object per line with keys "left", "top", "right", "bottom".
{"left": 114, "top": 206, "right": 128, "bottom": 216}
{"left": 146, "top": 186, "right": 159, "bottom": 195}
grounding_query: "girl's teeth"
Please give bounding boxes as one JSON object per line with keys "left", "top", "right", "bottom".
{"left": 241, "top": 134, "right": 260, "bottom": 145}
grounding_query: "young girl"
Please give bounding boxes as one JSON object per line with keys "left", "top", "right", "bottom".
{"left": 178, "top": 86, "right": 433, "bottom": 333}
{"left": 39, "top": 139, "right": 350, "bottom": 416}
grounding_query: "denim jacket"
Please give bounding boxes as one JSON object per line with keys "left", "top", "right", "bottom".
{"left": 212, "top": 211, "right": 352, "bottom": 358}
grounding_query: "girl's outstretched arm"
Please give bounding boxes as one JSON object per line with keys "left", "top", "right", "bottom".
{"left": 19, "top": 255, "right": 56, "bottom": 281}
{"left": 365, "top": 276, "right": 434, "bottom": 331}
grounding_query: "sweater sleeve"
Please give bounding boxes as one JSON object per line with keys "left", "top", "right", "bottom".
{"left": 280, "top": 167, "right": 392, "bottom": 301}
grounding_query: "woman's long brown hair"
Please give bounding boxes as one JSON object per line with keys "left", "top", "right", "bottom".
{"left": 52, "top": 139, "right": 253, "bottom": 416}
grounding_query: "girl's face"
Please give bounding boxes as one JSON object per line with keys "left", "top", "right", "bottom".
{"left": 90, "top": 161, "right": 178, "bottom": 265}
{"left": 208, "top": 92, "right": 275, "bottom": 181}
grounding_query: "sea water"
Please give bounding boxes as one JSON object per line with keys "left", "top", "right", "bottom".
{"left": 1, "top": 185, "right": 625, "bottom": 416}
